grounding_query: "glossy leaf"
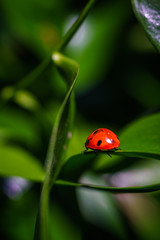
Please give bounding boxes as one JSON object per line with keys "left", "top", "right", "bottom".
{"left": 132, "top": 0, "right": 160, "bottom": 52}
{"left": 118, "top": 112, "right": 160, "bottom": 159}
{"left": 93, "top": 112, "right": 160, "bottom": 172}
{"left": 63, "top": 112, "right": 160, "bottom": 175}
{"left": 0, "top": 145, "right": 44, "bottom": 181}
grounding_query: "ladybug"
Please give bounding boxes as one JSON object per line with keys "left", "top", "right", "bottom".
{"left": 85, "top": 128, "right": 120, "bottom": 153}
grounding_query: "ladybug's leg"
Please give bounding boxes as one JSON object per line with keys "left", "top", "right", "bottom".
{"left": 112, "top": 147, "right": 121, "bottom": 151}
{"left": 106, "top": 151, "right": 112, "bottom": 158}
{"left": 111, "top": 147, "right": 121, "bottom": 152}
{"left": 83, "top": 147, "right": 88, "bottom": 153}
{"left": 94, "top": 149, "right": 99, "bottom": 155}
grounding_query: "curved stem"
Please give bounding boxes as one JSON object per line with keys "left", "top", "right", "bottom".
{"left": 55, "top": 0, "right": 96, "bottom": 52}
{"left": 0, "top": 56, "right": 52, "bottom": 109}
{"left": 1, "top": 0, "right": 96, "bottom": 108}
{"left": 35, "top": 1, "right": 96, "bottom": 238}
{"left": 56, "top": 180, "right": 160, "bottom": 193}
{"left": 15, "top": 56, "right": 52, "bottom": 91}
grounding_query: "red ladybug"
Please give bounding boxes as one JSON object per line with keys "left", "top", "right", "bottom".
{"left": 85, "top": 128, "right": 120, "bottom": 151}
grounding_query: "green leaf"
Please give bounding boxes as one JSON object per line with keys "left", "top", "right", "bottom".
{"left": 132, "top": 0, "right": 160, "bottom": 52}
{"left": 45, "top": 52, "right": 79, "bottom": 185}
{"left": 118, "top": 112, "right": 160, "bottom": 160}
{"left": 93, "top": 154, "right": 133, "bottom": 173}
{"left": 52, "top": 52, "right": 79, "bottom": 87}
{"left": 59, "top": 153, "right": 97, "bottom": 181}
{"left": 83, "top": 112, "right": 160, "bottom": 173}
{"left": 0, "top": 145, "right": 44, "bottom": 181}
{"left": 0, "top": 107, "right": 40, "bottom": 147}
{"left": 93, "top": 112, "right": 160, "bottom": 173}
{"left": 36, "top": 52, "right": 79, "bottom": 240}
{"left": 62, "top": 113, "right": 160, "bottom": 176}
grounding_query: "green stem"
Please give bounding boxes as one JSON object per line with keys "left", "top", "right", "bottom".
{"left": 56, "top": 180, "right": 160, "bottom": 193}
{"left": 0, "top": 56, "right": 52, "bottom": 109}
{"left": 15, "top": 56, "right": 52, "bottom": 91}
{"left": 34, "top": 177, "right": 50, "bottom": 240}
{"left": 55, "top": 0, "right": 96, "bottom": 52}
{"left": 36, "top": 1, "right": 96, "bottom": 237}
{"left": 36, "top": 87, "right": 75, "bottom": 240}
{"left": 1, "top": 0, "right": 95, "bottom": 108}
{"left": 32, "top": 0, "right": 95, "bottom": 238}
{"left": 39, "top": 178, "right": 50, "bottom": 240}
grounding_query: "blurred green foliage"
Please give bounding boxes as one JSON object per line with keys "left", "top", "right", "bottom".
{"left": 0, "top": 0, "right": 160, "bottom": 239}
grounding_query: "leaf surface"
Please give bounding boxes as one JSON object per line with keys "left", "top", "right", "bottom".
{"left": 119, "top": 112, "right": 160, "bottom": 159}
{"left": 132, "top": 0, "right": 160, "bottom": 52}
{"left": 0, "top": 145, "right": 44, "bottom": 181}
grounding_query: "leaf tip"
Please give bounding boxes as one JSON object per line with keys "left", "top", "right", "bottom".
{"left": 52, "top": 51, "right": 61, "bottom": 63}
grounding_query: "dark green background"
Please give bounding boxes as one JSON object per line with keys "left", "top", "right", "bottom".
{"left": 0, "top": 0, "right": 160, "bottom": 239}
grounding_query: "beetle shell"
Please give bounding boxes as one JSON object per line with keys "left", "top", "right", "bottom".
{"left": 85, "top": 128, "right": 120, "bottom": 151}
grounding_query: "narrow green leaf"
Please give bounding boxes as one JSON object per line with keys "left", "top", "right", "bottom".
{"left": 0, "top": 145, "right": 44, "bottom": 181}
{"left": 36, "top": 53, "right": 79, "bottom": 240}
{"left": 56, "top": 179, "right": 160, "bottom": 193}
{"left": 132, "top": 0, "right": 160, "bottom": 52}
{"left": 45, "top": 52, "right": 79, "bottom": 185}
{"left": 35, "top": 0, "right": 96, "bottom": 236}
{"left": 52, "top": 52, "right": 79, "bottom": 87}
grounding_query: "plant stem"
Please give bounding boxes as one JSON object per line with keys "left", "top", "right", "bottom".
{"left": 55, "top": 0, "right": 96, "bottom": 52}
{"left": 39, "top": 178, "right": 50, "bottom": 240}
{"left": 15, "top": 56, "right": 52, "bottom": 91}
{"left": 0, "top": 56, "right": 52, "bottom": 109}
{"left": 34, "top": 0, "right": 96, "bottom": 238}
{"left": 1, "top": 0, "right": 96, "bottom": 108}
{"left": 37, "top": 76, "right": 77, "bottom": 240}
{"left": 56, "top": 180, "right": 160, "bottom": 193}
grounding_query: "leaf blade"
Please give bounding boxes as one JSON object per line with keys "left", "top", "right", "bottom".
{"left": 132, "top": 0, "right": 160, "bottom": 52}
{"left": 65, "top": 112, "right": 160, "bottom": 175}
{"left": 45, "top": 52, "right": 79, "bottom": 185}
{"left": 0, "top": 145, "right": 44, "bottom": 181}
{"left": 93, "top": 112, "right": 160, "bottom": 172}
{"left": 119, "top": 112, "right": 160, "bottom": 158}
{"left": 36, "top": 52, "right": 79, "bottom": 240}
